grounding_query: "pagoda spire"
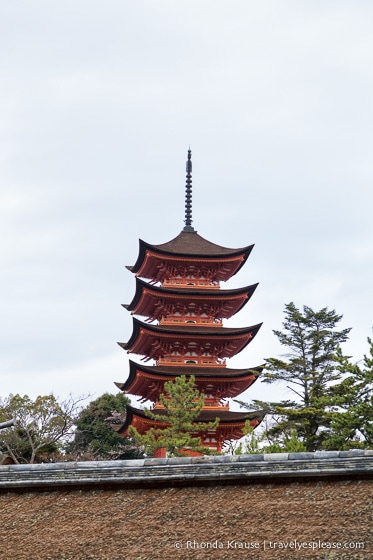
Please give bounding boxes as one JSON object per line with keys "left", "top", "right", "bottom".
{"left": 183, "top": 148, "right": 195, "bottom": 232}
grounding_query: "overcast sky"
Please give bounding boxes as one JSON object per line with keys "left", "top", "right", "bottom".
{"left": 1, "top": 1, "right": 372, "bottom": 408}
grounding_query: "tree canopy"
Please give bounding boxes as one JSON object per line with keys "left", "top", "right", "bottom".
{"left": 0, "top": 394, "right": 84, "bottom": 464}
{"left": 236, "top": 302, "right": 372, "bottom": 453}
{"left": 321, "top": 337, "right": 373, "bottom": 450}
{"left": 68, "top": 392, "right": 141, "bottom": 460}
{"left": 129, "top": 375, "right": 219, "bottom": 457}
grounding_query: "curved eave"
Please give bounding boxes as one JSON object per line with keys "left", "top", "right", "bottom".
{"left": 124, "top": 278, "right": 258, "bottom": 317}
{"left": 118, "top": 319, "right": 262, "bottom": 359}
{"left": 116, "top": 374, "right": 260, "bottom": 402}
{"left": 122, "top": 318, "right": 262, "bottom": 346}
{"left": 128, "top": 234, "right": 254, "bottom": 278}
{"left": 115, "top": 361, "right": 264, "bottom": 393}
{"left": 114, "top": 405, "right": 265, "bottom": 436}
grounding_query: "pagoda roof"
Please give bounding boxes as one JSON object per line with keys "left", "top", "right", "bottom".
{"left": 127, "top": 231, "right": 254, "bottom": 282}
{"left": 124, "top": 278, "right": 258, "bottom": 320}
{"left": 144, "top": 231, "right": 253, "bottom": 257}
{"left": 118, "top": 318, "right": 262, "bottom": 361}
{"left": 117, "top": 360, "right": 264, "bottom": 385}
{"left": 115, "top": 360, "right": 264, "bottom": 400}
{"left": 114, "top": 405, "right": 265, "bottom": 437}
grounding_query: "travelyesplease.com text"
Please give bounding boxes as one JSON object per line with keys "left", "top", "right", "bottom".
{"left": 173, "top": 539, "right": 365, "bottom": 551}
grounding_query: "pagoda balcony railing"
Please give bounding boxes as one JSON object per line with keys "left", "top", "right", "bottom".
{"left": 203, "top": 403, "right": 229, "bottom": 410}
{"left": 163, "top": 280, "right": 220, "bottom": 289}
{"left": 157, "top": 357, "right": 226, "bottom": 366}
{"left": 160, "top": 318, "right": 223, "bottom": 326}
{"left": 151, "top": 401, "right": 229, "bottom": 411}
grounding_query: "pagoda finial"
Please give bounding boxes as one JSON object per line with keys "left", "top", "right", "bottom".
{"left": 183, "top": 148, "right": 195, "bottom": 232}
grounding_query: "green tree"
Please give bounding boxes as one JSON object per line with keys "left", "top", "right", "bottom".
{"left": 228, "top": 419, "right": 307, "bottom": 455}
{"left": 320, "top": 337, "right": 373, "bottom": 450}
{"left": 229, "top": 422, "right": 262, "bottom": 455}
{"left": 0, "top": 394, "right": 85, "bottom": 464}
{"left": 240, "top": 303, "right": 351, "bottom": 452}
{"left": 129, "top": 375, "right": 219, "bottom": 457}
{"left": 69, "top": 392, "right": 141, "bottom": 460}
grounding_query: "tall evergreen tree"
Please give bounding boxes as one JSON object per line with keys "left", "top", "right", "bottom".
{"left": 129, "top": 375, "right": 219, "bottom": 456}
{"left": 250, "top": 302, "right": 351, "bottom": 451}
{"left": 321, "top": 337, "right": 373, "bottom": 450}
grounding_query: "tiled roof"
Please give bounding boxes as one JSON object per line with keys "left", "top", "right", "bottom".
{"left": 119, "top": 318, "right": 262, "bottom": 352}
{"left": 114, "top": 361, "right": 264, "bottom": 392}
{"left": 124, "top": 277, "right": 258, "bottom": 314}
{"left": 1, "top": 451, "right": 372, "bottom": 490}
{"left": 144, "top": 231, "right": 253, "bottom": 257}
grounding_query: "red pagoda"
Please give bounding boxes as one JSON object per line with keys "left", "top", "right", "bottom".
{"left": 115, "top": 150, "right": 265, "bottom": 454}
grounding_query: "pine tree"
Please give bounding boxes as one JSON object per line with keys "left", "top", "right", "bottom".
{"left": 246, "top": 303, "right": 351, "bottom": 452}
{"left": 129, "top": 375, "right": 219, "bottom": 456}
{"left": 321, "top": 337, "right": 373, "bottom": 450}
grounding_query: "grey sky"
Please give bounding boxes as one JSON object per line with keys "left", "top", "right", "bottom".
{"left": 1, "top": 1, "right": 372, "bottom": 407}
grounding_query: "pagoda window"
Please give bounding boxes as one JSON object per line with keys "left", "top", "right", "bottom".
{"left": 186, "top": 320, "right": 196, "bottom": 324}
{"left": 185, "top": 359, "right": 197, "bottom": 364}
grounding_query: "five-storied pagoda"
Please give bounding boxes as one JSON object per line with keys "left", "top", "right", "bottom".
{"left": 114, "top": 150, "right": 265, "bottom": 456}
